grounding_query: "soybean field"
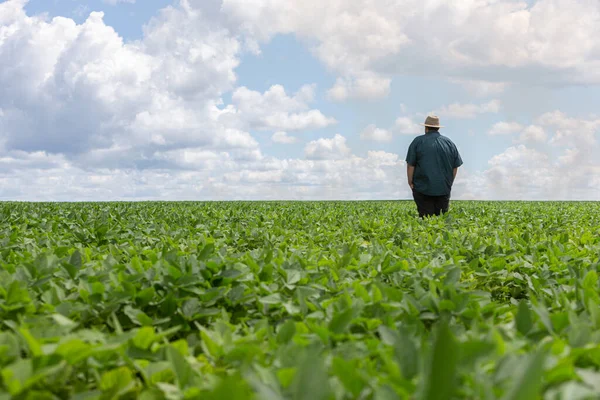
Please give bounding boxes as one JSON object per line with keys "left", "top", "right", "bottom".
{"left": 1, "top": 201, "right": 600, "bottom": 399}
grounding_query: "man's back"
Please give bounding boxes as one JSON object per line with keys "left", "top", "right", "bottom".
{"left": 406, "top": 131, "right": 462, "bottom": 197}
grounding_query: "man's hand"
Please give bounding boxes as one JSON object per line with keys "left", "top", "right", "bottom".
{"left": 407, "top": 164, "right": 415, "bottom": 191}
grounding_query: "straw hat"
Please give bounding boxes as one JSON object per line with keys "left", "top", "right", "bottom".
{"left": 420, "top": 115, "right": 444, "bottom": 128}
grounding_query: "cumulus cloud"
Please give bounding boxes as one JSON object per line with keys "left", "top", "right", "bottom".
{"left": 2, "top": 0, "right": 600, "bottom": 201}
{"left": 230, "top": 84, "right": 336, "bottom": 131}
{"left": 517, "top": 125, "right": 547, "bottom": 144}
{"left": 271, "top": 131, "right": 297, "bottom": 144}
{"left": 395, "top": 117, "right": 422, "bottom": 135}
{"left": 462, "top": 112, "right": 600, "bottom": 200}
{"left": 360, "top": 125, "right": 392, "bottom": 142}
{"left": 327, "top": 74, "right": 391, "bottom": 101}
{"left": 489, "top": 122, "right": 524, "bottom": 136}
{"left": 0, "top": 148, "right": 408, "bottom": 201}
{"left": 488, "top": 122, "right": 548, "bottom": 144}
{"left": 0, "top": 0, "right": 414, "bottom": 202}
{"left": 450, "top": 79, "right": 509, "bottom": 98}
{"left": 537, "top": 111, "right": 600, "bottom": 147}
{"left": 474, "top": 145, "right": 599, "bottom": 200}
{"left": 439, "top": 100, "right": 501, "bottom": 119}
{"left": 482, "top": 145, "right": 555, "bottom": 199}
{"left": 0, "top": 0, "right": 245, "bottom": 158}
{"left": 0, "top": 1, "right": 334, "bottom": 167}
{"left": 103, "top": 0, "right": 135, "bottom": 4}
{"left": 305, "top": 134, "right": 351, "bottom": 160}
{"left": 221, "top": 0, "right": 600, "bottom": 98}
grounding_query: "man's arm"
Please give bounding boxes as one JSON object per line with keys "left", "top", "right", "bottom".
{"left": 406, "top": 140, "right": 417, "bottom": 190}
{"left": 453, "top": 167, "right": 458, "bottom": 180}
{"left": 407, "top": 164, "right": 415, "bottom": 190}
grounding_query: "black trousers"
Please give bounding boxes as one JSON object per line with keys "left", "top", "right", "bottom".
{"left": 412, "top": 190, "right": 450, "bottom": 218}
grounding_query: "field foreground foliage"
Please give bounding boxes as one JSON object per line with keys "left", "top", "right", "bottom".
{"left": 1, "top": 201, "right": 600, "bottom": 399}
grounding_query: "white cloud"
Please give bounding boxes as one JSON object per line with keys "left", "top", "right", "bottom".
{"left": 0, "top": 1, "right": 246, "bottom": 157}
{"left": 517, "top": 125, "right": 547, "bottom": 144}
{"left": 558, "top": 148, "right": 580, "bottom": 166}
{"left": 305, "top": 134, "right": 351, "bottom": 160}
{"left": 450, "top": 79, "right": 509, "bottom": 97}
{"left": 488, "top": 122, "right": 548, "bottom": 143}
{"left": 327, "top": 74, "right": 391, "bottom": 102}
{"left": 3, "top": 1, "right": 410, "bottom": 202}
{"left": 260, "top": 110, "right": 336, "bottom": 132}
{"left": 73, "top": 5, "right": 90, "bottom": 18}
{"left": 271, "top": 131, "right": 297, "bottom": 144}
{"left": 395, "top": 117, "right": 422, "bottom": 135}
{"left": 2, "top": 1, "right": 600, "bottom": 201}
{"left": 489, "top": 122, "right": 524, "bottom": 135}
{"left": 439, "top": 100, "right": 501, "bottom": 119}
{"left": 471, "top": 144, "right": 600, "bottom": 200}
{"left": 231, "top": 85, "right": 336, "bottom": 131}
{"left": 462, "top": 112, "right": 600, "bottom": 200}
{"left": 482, "top": 145, "right": 555, "bottom": 199}
{"left": 0, "top": 147, "right": 409, "bottom": 201}
{"left": 221, "top": 0, "right": 600, "bottom": 93}
{"left": 360, "top": 124, "right": 392, "bottom": 142}
{"left": 103, "top": 0, "right": 135, "bottom": 4}
{"left": 536, "top": 111, "right": 600, "bottom": 147}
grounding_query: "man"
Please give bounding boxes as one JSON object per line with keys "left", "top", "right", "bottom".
{"left": 405, "top": 115, "right": 463, "bottom": 218}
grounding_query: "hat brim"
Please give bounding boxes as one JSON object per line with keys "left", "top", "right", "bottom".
{"left": 420, "top": 123, "right": 444, "bottom": 128}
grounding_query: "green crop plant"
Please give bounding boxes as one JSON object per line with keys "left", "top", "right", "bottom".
{"left": 0, "top": 201, "right": 599, "bottom": 399}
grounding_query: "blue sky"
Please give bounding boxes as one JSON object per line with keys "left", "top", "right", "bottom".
{"left": 24, "top": 0, "right": 173, "bottom": 38}
{"left": 1, "top": 0, "right": 600, "bottom": 200}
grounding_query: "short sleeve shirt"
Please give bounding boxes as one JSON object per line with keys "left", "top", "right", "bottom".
{"left": 406, "top": 132, "right": 463, "bottom": 196}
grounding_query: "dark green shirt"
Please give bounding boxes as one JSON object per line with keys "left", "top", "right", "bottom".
{"left": 406, "top": 132, "right": 463, "bottom": 196}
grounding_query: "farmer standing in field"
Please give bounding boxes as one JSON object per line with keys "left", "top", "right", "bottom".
{"left": 406, "top": 115, "right": 463, "bottom": 218}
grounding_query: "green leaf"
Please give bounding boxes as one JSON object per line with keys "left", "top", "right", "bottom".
{"left": 133, "top": 326, "right": 157, "bottom": 350}
{"left": 181, "top": 298, "right": 201, "bottom": 319}
{"left": 204, "top": 374, "right": 253, "bottom": 400}
{"left": 137, "top": 287, "right": 156, "bottom": 306}
{"left": 100, "top": 367, "right": 128, "bottom": 390}
{"left": 1, "top": 359, "right": 32, "bottom": 395}
{"left": 19, "top": 329, "right": 42, "bottom": 357}
{"left": 377, "top": 325, "right": 398, "bottom": 346}
{"left": 277, "top": 368, "right": 296, "bottom": 389}
{"left": 419, "top": 320, "right": 459, "bottom": 400}
{"left": 501, "top": 348, "right": 547, "bottom": 400}
{"left": 100, "top": 366, "right": 134, "bottom": 396}
{"left": 200, "top": 329, "right": 222, "bottom": 359}
{"left": 583, "top": 270, "right": 598, "bottom": 290}
{"left": 459, "top": 338, "right": 496, "bottom": 367}
{"left": 444, "top": 267, "right": 461, "bottom": 286}
{"left": 379, "top": 325, "right": 418, "bottom": 380}
{"left": 70, "top": 250, "right": 82, "bottom": 268}
{"left": 260, "top": 293, "right": 283, "bottom": 305}
{"left": 373, "top": 385, "right": 401, "bottom": 400}
{"left": 532, "top": 303, "right": 554, "bottom": 334}
{"left": 167, "top": 345, "right": 195, "bottom": 389}
{"left": 199, "top": 243, "right": 215, "bottom": 260}
{"left": 332, "top": 357, "right": 365, "bottom": 397}
{"left": 51, "top": 313, "right": 77, "bottom": 328}
{"left": 56, "top": 339, "right": 94, "bottom": 365}
{"left": 124, "top": 305, "right": 154, "bottom": 326}
{"left": 394, "top": 326, "right": 419, "bottom": 380}
{"left": 290, "top": 347, "right": 330, "bottom": 400}
{"left": 6, "top": 281, "right": 30, "bottom": 305}
{"left": 328, "top": 307, "right": 354, "bottom": 334}
{"left": 516, "top": 301, "right": 533, "bottom": 335}
{"left": 276, "top": 320, "right": 296, "bottom": 344}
